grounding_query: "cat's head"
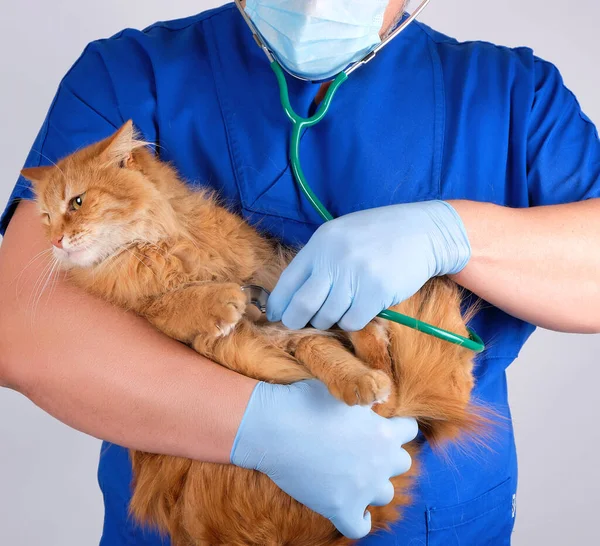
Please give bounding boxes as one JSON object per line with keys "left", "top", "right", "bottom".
{"left": 22, "top": 121, "right": 168, "bottom": 268}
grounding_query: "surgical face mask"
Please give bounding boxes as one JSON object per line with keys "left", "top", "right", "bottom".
{"left": 244, "top": 0, "right": 389, "bottom": 81}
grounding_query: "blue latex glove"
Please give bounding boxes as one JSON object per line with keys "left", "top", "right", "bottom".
{"left": 231, "top": 380, "right": 418, "bottom": 540}
{"left": 267, "top": 201, "right": 471, "bottom": 331}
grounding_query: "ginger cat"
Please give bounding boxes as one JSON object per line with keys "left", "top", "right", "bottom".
{"left": 22, "top": 121, "right": 481, "bottom": 546}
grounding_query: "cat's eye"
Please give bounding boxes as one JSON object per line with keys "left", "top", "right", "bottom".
{"left": 41, "top": 212, "right": 50, "bottom": 225}
{"left": 70, "top": 193, "right": 85, "bottom": 211}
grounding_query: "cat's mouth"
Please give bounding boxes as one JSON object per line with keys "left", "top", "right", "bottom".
{"left": 53, "top": 245, "right": 100, "bottom": 267}
{"left": 54, "top": 237, "right": 129, "bottom": 268}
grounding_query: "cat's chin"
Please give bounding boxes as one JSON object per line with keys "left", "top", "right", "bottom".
{"left": 53, "top": 247, "right": 101, "bottom": 269}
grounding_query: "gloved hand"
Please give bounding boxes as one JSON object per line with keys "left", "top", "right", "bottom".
{"left": 231, "top": 380, "right": 418, "bottom": 540}
{"left": 267, "top": 200, "right": 471, "bottom": 331}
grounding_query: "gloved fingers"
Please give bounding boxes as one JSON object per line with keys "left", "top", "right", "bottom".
{"left": 338, "top": 293, "right": 387, "bottom": 332}
{"left": 310, "top": 281, "right": 354, "bottom": 330}
{"left": 267, "top": 250, "right": 312, "bottom": 322}
{"left": 280, "top": 275, "right": 332, "bottom": 330}
{"left": 389, "top": 416, "right": 419, "bottom": 445}
{"left": 332, "top": 508, "right": 372, "bottom": 540}
{"left": 390, "top": 448, "right": 414, "bottom": 478}
{"left": 369, "top": 480, "right": 396, "bottom": 507}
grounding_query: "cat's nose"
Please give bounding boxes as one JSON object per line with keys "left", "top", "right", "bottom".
{"left": 52, "top": 235, "right": 64, "bottom": 249}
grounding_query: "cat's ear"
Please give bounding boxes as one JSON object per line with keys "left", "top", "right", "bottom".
{"left": 21, "top": 165, "right": 54, "bottom": 190}
{"left": 100, "top": 120, "right": 147, "bottom": 168}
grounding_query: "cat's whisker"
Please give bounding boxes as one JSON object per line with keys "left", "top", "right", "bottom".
{"left": 73, "top": 240, "right": 98, "bottom": 253}
{"left": 31, "top": 150, "right": 67, "bottom": 180}
{"left": 27, "top": 255, "right": 55, "bottom": 311}
{"left": 94, "top": 252, "right": 122, "bottom": 283}
{"left": 123, "top": 226, "right": 159, "bottom": 244}
{"left": 123, "top": 246, "right": 154, "bottom": 275}
{"left": 82, "top": 239, "right": 125, "bottom": 287}
{"left": 27, "top": 256, "right": 58, "bottom": 325}
{"left": 123, "top": 228, "right": 170, "bottom": 258}
{"left": 118, "top": 239, "right": 168, "bottom": 264}
{"left": 46, "top": 264, "right": 61, "bottom": 302}
{"left": 34, "top": 257, "right": 60, "bottom": 312}
{"left": 13, "top": 248, "right": 54, "bottom": 296}
{"left": 41, "top": 258, "right": 62, "bottom": 309}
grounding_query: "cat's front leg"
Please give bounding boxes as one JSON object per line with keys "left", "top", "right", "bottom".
{"left": 291, "top": 333, "right": 393, "bottom": 407}
{"left": 141, "top": 282, "right": 247, "bottom": 344}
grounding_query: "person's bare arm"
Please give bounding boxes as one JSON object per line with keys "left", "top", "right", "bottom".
{"left": 0, "top": 201, "right": 257, "bottom": 464}
{"left": 449, "top": 199, "right": 600, "bottom": 334}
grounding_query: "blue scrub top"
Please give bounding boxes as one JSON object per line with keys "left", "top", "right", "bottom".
{"left": 3, "top": 4, "right": 599, "bottom": 545}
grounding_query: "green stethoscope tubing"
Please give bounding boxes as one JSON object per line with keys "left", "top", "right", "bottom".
{"left": 272, "top": 61, "right": 485, "bottom": 353}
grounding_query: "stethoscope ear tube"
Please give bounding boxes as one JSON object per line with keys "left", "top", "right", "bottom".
{"left": 271, "top": 61, "right": 485, "bottom": 353}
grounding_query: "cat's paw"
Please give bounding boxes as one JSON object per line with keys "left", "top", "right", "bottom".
{"left": 332, "top": 370, "right": 392, "bottom": 407}
{"left": 203, "top": 284, "right": 247, "bottom": 338}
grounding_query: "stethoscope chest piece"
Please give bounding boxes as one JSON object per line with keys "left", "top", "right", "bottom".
{"left": 242, "top": 285, "right": 271, "bottom": 315}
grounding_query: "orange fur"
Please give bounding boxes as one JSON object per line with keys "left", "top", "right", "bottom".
{"left": 23, "top": 122, "right": 483, "bottom": 545}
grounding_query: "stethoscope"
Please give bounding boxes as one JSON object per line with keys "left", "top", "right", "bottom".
{"left": 235, "top": 0, "right": 485, "bottom": 353}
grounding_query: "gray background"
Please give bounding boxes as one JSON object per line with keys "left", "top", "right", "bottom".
{"left": 0, "top": 0, "right": 598, "bottom": 544}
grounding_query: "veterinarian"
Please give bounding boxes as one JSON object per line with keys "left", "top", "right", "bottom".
{"left": 1, "top": 0, "right": 599, "bottom": 544}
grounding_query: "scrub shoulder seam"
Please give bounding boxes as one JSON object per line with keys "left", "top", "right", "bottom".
{"left": 415, "top": 22, "right": 534, "bottom": 59}
{"left": 533, "top": 58, "right": 600, "bottom": 133}
{"left": 141, "top": 4, "right": 236, "bottom": 35}
{"left": 80, "top": 3, "right": 235, "bottom": 47}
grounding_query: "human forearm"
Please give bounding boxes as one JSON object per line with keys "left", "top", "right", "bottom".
{"left": 449, "top": 199, "right": 600, "bottom": 333}
{"left": 0, "top": 202, "right": 257, "bottom": 464}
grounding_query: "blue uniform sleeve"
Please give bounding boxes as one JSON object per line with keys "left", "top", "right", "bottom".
{"left": 527, "top": 57, "right": 600, "bottom": 206}
{"left": 0, "top": 42, "right": 123, "bottom": 236}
